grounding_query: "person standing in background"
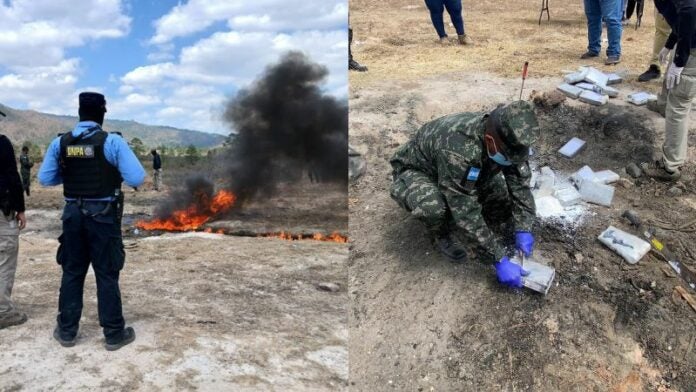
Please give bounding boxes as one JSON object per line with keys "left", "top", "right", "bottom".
{"left": 424, "top": 0, "right": 471, "bottom": 45}
{"left": 19, "top": 146, "right": 33, "bottom": 197}
{"left": 581, "top": 0, "right": 623, "bottom": 65}
{"left": 151, "top": 149, "right": 162, "bottom": 191}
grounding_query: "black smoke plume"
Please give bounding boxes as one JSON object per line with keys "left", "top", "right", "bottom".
{"left": 223, "top": 51, "right": 348, "bottom": 203}
{"left": 150, "top": 51, "right": 347, "bottom": 219}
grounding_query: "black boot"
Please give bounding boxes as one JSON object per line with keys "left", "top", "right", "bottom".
{"left": 433, "top": 232, "right": 467, "bottom": 262}
{"left": 105, "top": 327, "right": 136, "bottom": 351}
{"left": 349, "top": 59, "right": 368, "bottom": 72}
{"left": 638, "top": 64, "right": 660, "bottom": 82}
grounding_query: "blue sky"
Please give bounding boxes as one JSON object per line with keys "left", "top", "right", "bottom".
{"left": 0, "top": 0, "right": 348, "bottom": 134}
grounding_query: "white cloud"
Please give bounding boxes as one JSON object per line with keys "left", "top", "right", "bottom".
{"left": 0, "top": 0, "right": 130, "bottom": 68}
{"left": 0, "top": 59, "right": 81, "bottom": 114}
{"left": 150, "top": 0, "right": 346, "bottom": 44}
{"left": 118, "top": 28, "right": 347, "bottom": 133}
{"left": 0, "top": 0, "right": 130, "bottom": 113}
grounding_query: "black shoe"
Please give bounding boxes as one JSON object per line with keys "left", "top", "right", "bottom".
{"left": 349, "top": 59, "right": 368, "bottom": 72}
{"left": 580, "top": 51, "right": 599, "bottom": 59}
{"left": 605, "top": 55, "right": 621, "bottom": 65}
{"left": 53, "top": 327, "right": 77, "bottom": 347}
{"left": 104, "top": 327, "right": 136, "bottom": 351}
{"left": 434, "top": 234, "right": 468, "bottom": 262}
{"left": 638, "top": 64, "right": 661, "bottom": 82}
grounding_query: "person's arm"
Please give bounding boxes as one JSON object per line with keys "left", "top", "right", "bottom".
{"left": 38, "top": 138, "right": 63, "bottom": 186}
{"left": 106, "top": 134, "right": 146, "bottom": 188}
{"left": 672, "top": 0, "right": 696, "bottom": 67}
{"left": 437, "top": 149, "right": 506, "bottom": 264}
{"left": 501, "top": 162, "right": 536, "bottom": 233}
{"left": 0, "top": 136, "right": 25, "bottom": 213}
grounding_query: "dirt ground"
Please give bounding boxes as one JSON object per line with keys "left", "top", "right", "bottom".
{"left": 350, "top": 0, "right": 664, "bottom": 90}
{"left": 348, "top": 1, "right": 696, "bottom": 383}
{"left": 0, "top": 175, "right": 348, "bottom": 391}
{"left": 349, "top": 70, "right": 696, "bottom": 391}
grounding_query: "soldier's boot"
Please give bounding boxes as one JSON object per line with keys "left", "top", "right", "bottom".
{"left": 433, "top": 232, "right": 467, "bottom": 262}
{"left": 0, "top": 310, "right": 27, "bottom": 330}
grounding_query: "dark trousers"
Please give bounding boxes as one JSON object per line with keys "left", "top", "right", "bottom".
{"left": 349, "top": 27, "right": 354, "bottom": 62}
{"left": 56, "top": 201, "right": 126, "bottom": 342}
{"left": 424, "top": 0, "right": 465, "bottom": 38}
{"left": 20, "top": 174, "right": 30, "bottom": 196}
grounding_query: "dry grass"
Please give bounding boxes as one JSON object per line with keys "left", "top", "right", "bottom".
{"left": 350, "top": 0, "right": 660, "bottom": 89}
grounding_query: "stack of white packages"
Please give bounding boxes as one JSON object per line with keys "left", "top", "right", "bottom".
{"left": 557, "top": 67, "right": 623, "bottom": 106}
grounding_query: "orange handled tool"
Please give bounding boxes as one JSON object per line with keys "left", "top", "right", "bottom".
{"left": 519, "top": 61, "right": 529, "bottom": 100}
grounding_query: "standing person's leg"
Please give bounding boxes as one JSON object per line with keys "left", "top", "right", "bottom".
{"left": 444, "top": 0, "right": 470, "bottom": 45}
{"left": 21, "top": 175, "right": 29, "bottom": 196}
{"left": 601, "top": 0, "right": 622, "bottom": 64}
{"left": 444, "top": 0, "right": 464, "bottom": 35}
{"left": 424, "top": 0, "right": 447, "bottom": 40}
{"left": 349, "top": 27, "right": 353, "bottom": 63}
{"left": 662, "top": 51, "right": 696, "bottom": 174}
{"left": 582, "top": 0, "right": 602, "bottom": 57}
{"left": 0, "top": 213, "right": 24, "bottom": 329}
{"left": 153, "top": 170, "right": 160, "bottom": 191}
{"left": 55, "top": 202, "right": 90, "bottom": 341}
{"left": 85, "top": 203, "right": 127, "bottom": 346}
{"left": 348, "top": 26, "right": 368, "bottom": 71}
{"left": 641, "top": 11, "right": 671, "bottom": 82}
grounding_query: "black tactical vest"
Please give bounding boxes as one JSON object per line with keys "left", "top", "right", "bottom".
{"left": 59, "top": 127, "right": 122, "bottom": 198}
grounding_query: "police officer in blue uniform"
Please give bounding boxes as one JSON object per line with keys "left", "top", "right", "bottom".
{"left": 39, "top": 92, "right": 145, "bottom": 350}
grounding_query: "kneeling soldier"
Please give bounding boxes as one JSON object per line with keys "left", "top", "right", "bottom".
{"left": 389, "top": 101, "right": 539, "bottom": 288}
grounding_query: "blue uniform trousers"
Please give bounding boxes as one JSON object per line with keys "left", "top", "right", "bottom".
{"left": 56, "top": 200, "right": 126, "bottom": 343}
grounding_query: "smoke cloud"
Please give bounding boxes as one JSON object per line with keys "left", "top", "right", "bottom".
{"left": 152, "top": 51, "right": 347, "bottom": 219}
{"left": 222, "top": 51, "right": 348, "bottom": 203}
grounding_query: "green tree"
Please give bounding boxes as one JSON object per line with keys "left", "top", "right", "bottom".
{"left": 157, "top": 144, "right": 169, "bottom": 157}
{"left": 129, "top": 137, "right": 146, "bottom": 157}
{"left": 185, "top": 144, "right": 199, "bottom": 165}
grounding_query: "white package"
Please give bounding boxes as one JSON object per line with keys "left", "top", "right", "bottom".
{"left": 558, "top": 137, "right": 586, "bottom": 158}
{"left": 598, "top": 226, "right": 651, "bottom": 264}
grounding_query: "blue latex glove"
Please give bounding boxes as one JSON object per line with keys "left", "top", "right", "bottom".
{"left": 515, "top": 231, "right": 534, "bottom": 257}
{"left": 495, "top": 256, "right": 529, "bottom": 288}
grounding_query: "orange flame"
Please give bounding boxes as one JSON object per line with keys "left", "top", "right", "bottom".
{"left": 263, "top": 231, "right": 348, "bottom": 243}
{"left": 136, "top": 190, "right": 237, "bottom": 232}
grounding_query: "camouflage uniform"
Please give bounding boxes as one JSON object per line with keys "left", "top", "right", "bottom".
{"left": 389, "top": 101, "right": 539, "bottom": 263}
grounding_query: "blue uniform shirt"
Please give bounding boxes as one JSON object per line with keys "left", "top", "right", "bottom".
{"left": 38, "top": 121, "right": 146, "bottom": 200}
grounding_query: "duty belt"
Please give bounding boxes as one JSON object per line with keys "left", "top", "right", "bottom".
{"left": 69, "top": 198, "right": 113, "bottom": 217}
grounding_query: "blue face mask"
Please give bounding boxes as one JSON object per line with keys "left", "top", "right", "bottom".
{"left": 488, "top": 151, "right": 513, "bottom": 166}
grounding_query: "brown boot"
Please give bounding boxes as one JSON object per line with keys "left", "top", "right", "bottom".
{"left": 641, "top": 160, "right": 681, "bottom": 182}
{"left": 647, "top": 99, "right": 666, "bottom": 118}
{"left": 458, "top": 34, "right": 471, "bottom": 45}
{"left": 0, "top": 310, "right": 27, "bottom": 329}
{"left": 439, "top": 37, "right": 451, "bottom": 46}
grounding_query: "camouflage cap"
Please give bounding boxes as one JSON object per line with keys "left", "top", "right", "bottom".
{"left": 492, "top": 100, "right": 539, "bottom": 163}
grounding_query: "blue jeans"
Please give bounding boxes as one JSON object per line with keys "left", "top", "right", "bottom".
{"left": 584, "top": 0, "right": 622, "bottom": 56}
{"left": 424, "top": 0, "right": 464, "bottom": 38}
